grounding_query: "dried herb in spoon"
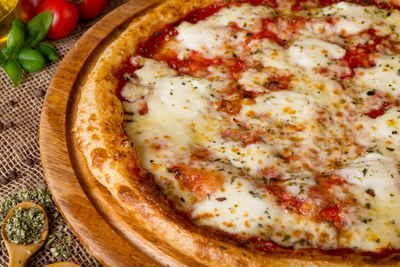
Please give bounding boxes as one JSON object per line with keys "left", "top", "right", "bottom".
{"left": 4, "top": 206, "right": 45, "bottom": 245}
{"left": 0, "top": 188, "right": 88, "bottom": 263}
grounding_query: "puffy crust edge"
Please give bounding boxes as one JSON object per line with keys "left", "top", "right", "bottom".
{"left": 74, "top": 0, "right": 400, "bottom": 265}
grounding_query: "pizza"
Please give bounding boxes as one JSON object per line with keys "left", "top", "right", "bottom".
{"left": 74, "top": 0, "right": 400, "bottom": 265}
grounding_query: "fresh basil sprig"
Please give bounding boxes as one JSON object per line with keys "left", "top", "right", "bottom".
{"left": 7, "top": 20, "right": 26, "bottom": 54}
{"left": 0, "top": 50, "right": 5, "bottom": 66}
{"left": 1, "top": 11, "right": 59, "bottom": 87}
{"left": 27, "top": 11, "right": 53, "bottom": 47}
{"left": 36, "top": 43, "right": 59, "bottom": 61}
{"left": 18, "top": 49, "right": 46, "bottom": 72}
{"left": 3, "top": 59, "right": 22, "bottom": 87}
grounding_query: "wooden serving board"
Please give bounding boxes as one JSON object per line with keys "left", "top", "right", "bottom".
{"left": 39, "top": 1, "right": 198, "bottom": 266}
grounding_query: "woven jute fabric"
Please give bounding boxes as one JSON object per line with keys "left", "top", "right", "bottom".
{"left": 0, "top": 0, "right": 127, "bottom": 266}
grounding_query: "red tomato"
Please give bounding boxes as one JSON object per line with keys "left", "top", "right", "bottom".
{"left": 37, "top": 0, "right": 79, "bottom": 40}
{"left": 20, "top": 0, "right": 45, "bottom": 21}
{"left": 76, "top": 0, "right": 108, "bottom": 20}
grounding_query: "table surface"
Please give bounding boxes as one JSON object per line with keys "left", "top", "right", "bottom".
{"left": 0, "top": 1, "right": 127, "bottom": 266}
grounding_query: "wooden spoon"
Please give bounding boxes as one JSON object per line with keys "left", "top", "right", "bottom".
{"left": 44, "top": 263, "right": 80, "bottom": 267}
{"left": 1, "top": 202, "right": 49, "bottom": 267}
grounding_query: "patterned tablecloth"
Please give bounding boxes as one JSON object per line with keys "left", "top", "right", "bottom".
{"left": 0, "top": 1, "right": 127, "bottom": 265}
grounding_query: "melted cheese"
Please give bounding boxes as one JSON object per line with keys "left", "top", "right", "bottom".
{"left": 357, "top": 107, "right": 400, "bottom": 160}
{"left": 319, "top": 2, "right": 384, "bottom": 35}
{"left": 211, "top": 4, "right": 273, "bottom": 32}
{"left": 121, "top": 1, "right": 400, "bottom": 252}
{"left": 205, "top": 141, "right": 278, "bottom": 177}
{"left": 124, "top": 57, "right": 216, "bottom": 165}
{"left": 193, "top": 177, "right": 337, "bottom": 249}
{"left": 288, "top": 38, "right": 345, "bottom": 69}
{"left": 306, "top": 2, "right": 398, "bottom": 43}
{"left": 354, "top": 54, "right": 400, "bottom": 97}
{"left": 335, "top": 153, "right": 400, "bottom": 251}
{"left": 176, "top": 20, "right": 233, "bottom": 58}
{"left": 176, "top": 4, "right": 273, "bottom": 59}
{"left": 247, "top": 38, "right": 289, "bottom": 69}
{"left": 381, "top": 9, "right": 400, "bottom": 41}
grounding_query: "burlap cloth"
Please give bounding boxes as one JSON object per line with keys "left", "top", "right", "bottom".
{"left": 0, "top": 0, "right": 128, "bottom": 265}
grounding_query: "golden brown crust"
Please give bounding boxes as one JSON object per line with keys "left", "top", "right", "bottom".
{"left": 74, "top": 0, "right": 400, "bottom": 265}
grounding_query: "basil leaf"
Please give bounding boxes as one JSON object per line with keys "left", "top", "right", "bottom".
{"left": 36, "top": 43, "right": 59, "bottom": 61}
{"left": 1, "top": 46, "right": 8, "bottom": 56}
{"left": 27, "top": 11, "right": 52, "bottom": 45}
{"left": 1, "top": 46, "right": 9, "bottom": 66}
{"left": 7, "top": 20, "right": 26, "bottom": 54}
{"left": 4, "top": 59, "right": 22, "bottom": 87}
{"left": 17, "top": 49, "right": 46, "bottom": 72}
{"left": 0, "top": 50, "right": 5, "bottom": 66}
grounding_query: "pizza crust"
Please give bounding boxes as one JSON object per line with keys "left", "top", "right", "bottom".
{"left": 74, "top": 0, "right": 400, "bottom": 265}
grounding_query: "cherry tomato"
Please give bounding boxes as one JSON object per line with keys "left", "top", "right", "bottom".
{"left": 76, "top": 0, "right": 108, "bottom": 20}
{"left": 37, "top": 0, "right": 79, "bottom": 40}
{"left": 20, "top": 0, "right": 46, "bottom": 21}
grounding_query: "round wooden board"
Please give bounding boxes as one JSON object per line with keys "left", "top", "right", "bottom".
{"left": 39, "top": 1, "right": 198, "bottom": 266}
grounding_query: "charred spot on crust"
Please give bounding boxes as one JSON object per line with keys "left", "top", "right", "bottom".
{"left": 112, "top": 151, "right": 124, "bottom": 161}
{"left": 145, "top": 172, "right": 153, "bottom": 180}
{"left": 105, "top": 174, "right": 111, "bottom": 184}
{"left": 88, "top": 113, "right": 97, "bottom": 122}
{"left": 91, "top": 134, "right": 99, "bottom": 141}
{"left": 120, "top": 138, "right": 131, "bottom": 149}
{"left": 91, "top": 148, "right": 108, "bottom": 170}
{"left": 118, "top": 185, "right": 138, "bottom": 204}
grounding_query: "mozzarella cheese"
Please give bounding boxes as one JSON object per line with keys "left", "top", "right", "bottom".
{"left": 288, "top": 38, "right": 345, "bottom": 69}
{"left": 211, "top": 4, "right": 273, "bottom": 32}
{"left": 319, "top": 2, "right": 381, "bottom": 35}
{"left": 192, "top": 177, "right": 337, "bottom": 249}
{"left": 335, "top": 153, "right": 400, "bottom": 251}
{"left": 121, "top": 1, "right": 400, "bottom": 253}
{"left": 354, "top": 54, "right": 400, "bottom": 97}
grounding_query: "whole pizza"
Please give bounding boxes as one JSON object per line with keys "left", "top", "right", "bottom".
{"left": 75, "top": 0, "right": 400, "bottom": 265}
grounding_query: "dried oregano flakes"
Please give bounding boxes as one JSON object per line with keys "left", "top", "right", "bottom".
{"left": 0, "top": 188, "right": 77, "bottom": 262}
{"left": 5, "top": 206, "right": 45, "bottom": 245}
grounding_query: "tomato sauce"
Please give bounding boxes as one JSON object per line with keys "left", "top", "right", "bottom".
{"left": 222, "top": 126, "right": 267, "bottom": 146}
{"left": 115, "top": 2, "right": 227, "bottom": 96}
{"left": 291, "top": 0, "right": 308, "bottom": 11}
{"left": 268, "top": 184, "right": 308, "bottom": 215}
{"left": 265, "top": 173, "right": 352, "bottom": 230}
{"left": 247, "top": 236, "right": 279, "bottom": 252}
{"left": 254, "top": 18, "right": 290, "bottom": 47}
{"left": 340, "top": 29, "right": 386, "bottom": 78}
{"left": 319, "top": 204, "right": 344, "bottom": 228}
{"left": 114, "top": 58, "right": 142, "bottom": 101}
{"left": 365, "top": 102, "right": 391, "bottom": 119}
{"left": 237, "top": 0, "right": 278, "bottom": 8}
{"left": 171, "top": 165, "right": 225, "bottom": 199}
{"left": 136, "top": 3, "right": 226, "bottom": 58}
{"left": 154, "top": 50, "right": 221, "bottom": 77}
{"left": 362, "top": 248, "right": 400, "bottom": 258}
